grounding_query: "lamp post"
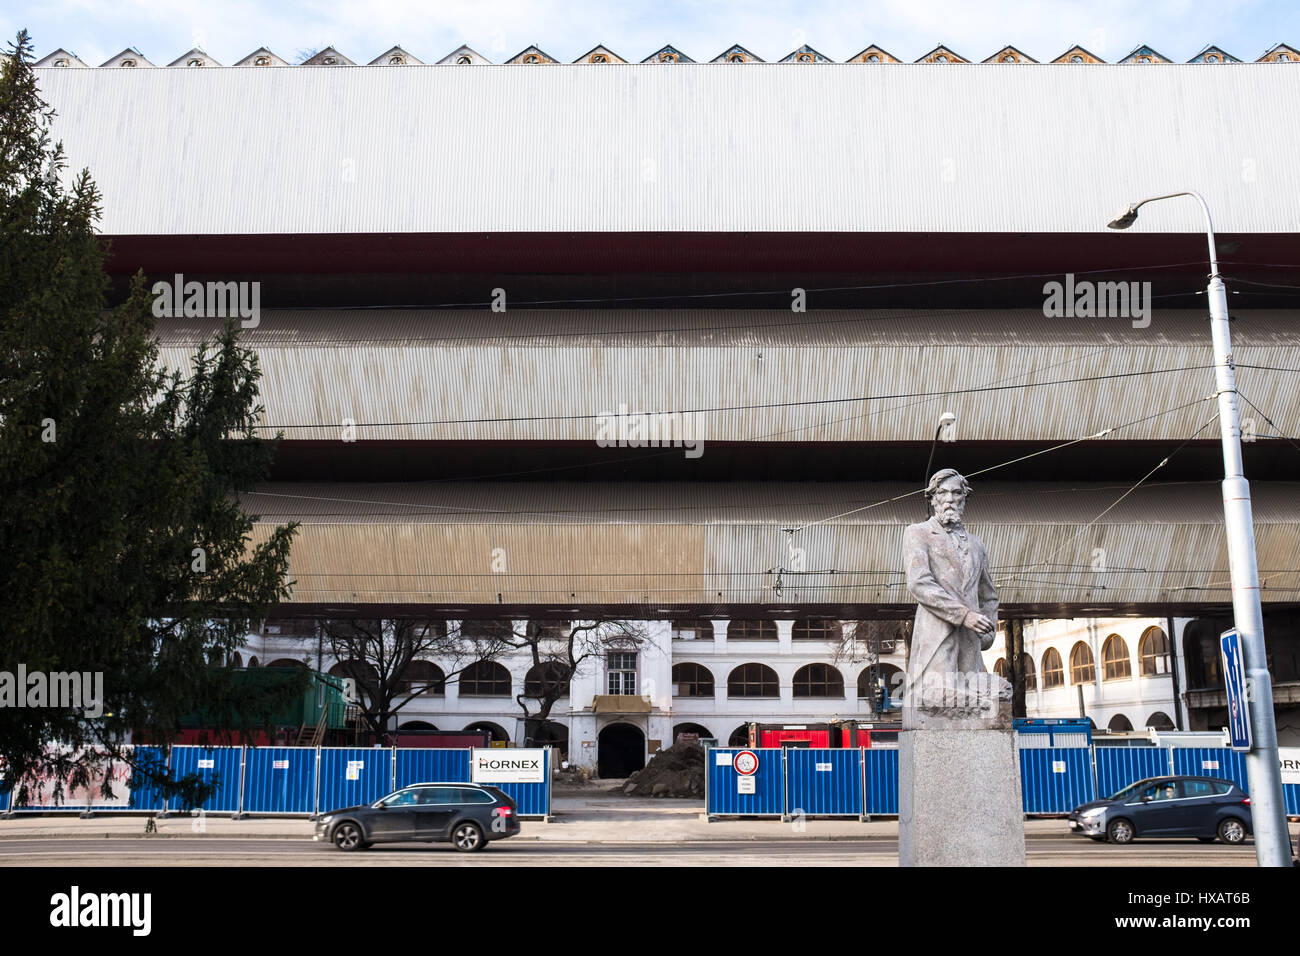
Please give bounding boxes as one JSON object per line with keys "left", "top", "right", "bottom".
{"left": 923, "top": 411, "right": 957, "bottom": 516}
{"left": 1108, "top": 190, "right": 1291, "bottom": 866}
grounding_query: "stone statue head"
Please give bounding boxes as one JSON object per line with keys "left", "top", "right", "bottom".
{"left": 925, "top": 468, "right": 971, "bottom": 525}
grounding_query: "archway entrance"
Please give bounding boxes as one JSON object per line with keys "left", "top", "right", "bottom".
{"left": 672, "top": 722, "right": 713, "bottom": 744}
{"left": 597, "top": 723, "right": 645, "bottom": 778}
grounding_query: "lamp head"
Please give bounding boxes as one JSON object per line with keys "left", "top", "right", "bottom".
{"left": 1107, "top": 204, "right": 1140, "bottom": 230}
{"left": 938, "top": 411, "right": 957, "bottom": 427}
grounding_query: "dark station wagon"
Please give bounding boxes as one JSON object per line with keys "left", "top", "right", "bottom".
{"left": 315, "top": 782, "right": 520, "bottom": 852}
{"left": 1067, "top": 775, "right": 1253, "bottom": 845}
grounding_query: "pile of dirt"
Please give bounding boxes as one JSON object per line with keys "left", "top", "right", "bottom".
{"left": 617, "top": 742, "right": 706, "bottom": 797}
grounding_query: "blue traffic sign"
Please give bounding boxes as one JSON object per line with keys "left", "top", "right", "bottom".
{"left": 1219, "top": 628, "right": 1252, "bottom": 752}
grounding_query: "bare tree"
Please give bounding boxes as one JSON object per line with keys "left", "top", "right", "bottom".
{"left": 322, "top": 619, "right": 498, "bottom": 738}
{"left": 834, "top": 620, "right": 912, "bottom": 715}
{"left": 503, "top": 620, "right": 648, "bottom": 740}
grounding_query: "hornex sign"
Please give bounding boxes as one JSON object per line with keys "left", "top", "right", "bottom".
{"left": 471, "top": 749, "right": 545, "bottom": 784}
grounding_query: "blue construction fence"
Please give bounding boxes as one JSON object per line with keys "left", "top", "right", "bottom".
{"left": 706, "top": 746, "right": 1300, "bottom": 818}
{"left": 0, "top": 746, "right": 552, "bottom": 818}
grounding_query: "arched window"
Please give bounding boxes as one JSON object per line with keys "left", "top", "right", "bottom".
{"left": 228, "top": 652, "right": 243, "bottom": 668}
{"left": 456, "top": 55, "right": 471, "bottom": 64}
{"left": 465, "top": 721, "right": 509, "bottom": 742}
{"left": 1071, "top": 647, "right": 1092, "bottom": 686}
{"left": 793, "top": 664, "right": 844, "bottom": 698}
{"left": 400, "top": 720, "right": 437, "bottom": 730}
{"left": 1041, "top": 648, "right": 1064, "bottom": 688}
{"left": 1146, "top": 711, "right": 1175, "bottom": 730}
{"left": 866, "top": 54, "right": 881, "bottom": 62}
{"left": 792, "top": 620, "right": 843, "bottom": 641}
{"left": 1102, "top": 635, "right": 1132, "bottom": 681}
{"left": 993, "top": 658, "right": 1009, "bottom": 679}
{"left": 267, "top": 658, "right": 308, "bottom": 669}
{"left": 728, "top": 724, "right": 751, "bottom": 746}
{"left": 248, "top": 656, "right": 260, "bottom": 667}
{"left": 728, "top": 620, "right": 777, "bottom": 640}
{"left": 672, "top": 663, "right": 715, "bottom": 697}
{"left": 728, "top": 663, "right": 779, "bottom": 698}
{"left": 1070, "top": 642, "right": 1095, "bottom": 684}
{"left": 1021, "top": 653, "right": 1037, "bottom": 691}
{"left": 329, "top": 658, "right": 380, "bottom": 693}
{"left": 523, "top": 663, "right": 570, "bottom": 699}
{"left": 460, "top": 661, "right": 512, "bottom": 697}
{"left": 400, "top": 660, "right": 445, "bottom": 696}
{"left": 1140, "top": 627, "right": 1171, "bottom": 675}
{"left": 1108, "top": 714, "right": 1133, "bottom": 732}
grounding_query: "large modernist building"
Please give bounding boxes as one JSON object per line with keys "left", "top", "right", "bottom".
{"left": 34, "top": 40, "right": 1300, "bottom": 769}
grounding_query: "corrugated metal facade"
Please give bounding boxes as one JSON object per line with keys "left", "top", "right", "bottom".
{"left": 318, "top": 748, "right": 394, "bottom": 812}
{"left": 1019, "top": 747, "right": 1096, "bottom": 812}
{"left": 156, "top": 310, "right": 1300, "bottom": 444}
{"left": 38, "top": 65, "right": 1300, "bottom": 235}
{"left": 785, "top": 747, "right": 863, "bottom": 816}
{"left": 243, "top": 480, "right": 1300, "bottom": 606}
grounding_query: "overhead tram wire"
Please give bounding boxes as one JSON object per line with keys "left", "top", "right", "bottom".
{"left": 253, "top": 365, "right": 1220, "bottom": 432}
{"left": 280, "top": 259, "right": 1221, "bottom": 315}
{"left": 1000, "top": 411, "right": 1222, "bottom": 592}
{"left": 785, "top": 395, "right": 1215, "bottom": 533}
{"left": 253, "top": 394, "right": 1215, "bottom": 521}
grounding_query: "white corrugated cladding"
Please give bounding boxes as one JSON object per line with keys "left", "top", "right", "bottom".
{"left": 155, "top": 310, "right": 1300, "bottom": 442}
{"left": 37, "top": 64, "right": 1300, "bottom": 235}
{"left": 242, "top": 481, "right": 1300, "bottom": 606}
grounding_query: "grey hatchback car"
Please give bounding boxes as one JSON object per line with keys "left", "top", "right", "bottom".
{"left": 1067, "top": 775, "right": 1253, "bottom": 845}
{"left": 315, "top": 782, "right": 520, "bottom": 852}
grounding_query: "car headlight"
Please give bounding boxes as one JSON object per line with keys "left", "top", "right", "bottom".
{"left": 1080, "top": 808, "right": 1105, "bottom": 820}
{"left": 319, "top": 815, "right": 334, "bottom": 825}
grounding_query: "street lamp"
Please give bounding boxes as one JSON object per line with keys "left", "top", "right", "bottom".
{"left": 1108, "top": 190, "right": 1292, "bottom": 867}
{"left": 923, "top": 412, "right": 957, "bottom": 516}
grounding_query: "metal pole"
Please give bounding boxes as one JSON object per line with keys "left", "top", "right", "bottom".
{"left": 1112, "top": 190, "right": 1291, "bottom": 866}
{"left": 1205, "top": 269, "right": 1292, "bottom": 866}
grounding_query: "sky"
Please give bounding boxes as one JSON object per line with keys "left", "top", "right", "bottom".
{"left": 4, "top": 0, "right": 1298, "bottom": 66}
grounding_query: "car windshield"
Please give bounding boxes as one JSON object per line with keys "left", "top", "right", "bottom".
{"left": 1108, "top": 780, "right": 1160, "bottom": 801}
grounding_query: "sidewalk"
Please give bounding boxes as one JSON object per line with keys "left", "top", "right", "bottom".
{"left": 0, "top": 795, "right": 1088, "bottom": 843}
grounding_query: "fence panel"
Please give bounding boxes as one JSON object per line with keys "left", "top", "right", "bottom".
{"left": 864, "top": 748, "right": 900, "bottom": 815}
{"left": 492, "top": 748, "right": 552, "bottom": 818}
{"left": 393, "top": 748, "right": 471, "bottom": 790}
{"left": 167, "top": 746, "right": 244, "bottom": 813}
{"left": 785, "top": 748, "right": 863, "bottom": 817}
{"left": 1019, "top": 747, "right": 1095, "bottom": 814}
{"left": 126, "top": 746, "right": 170, "bottom": 812}
{"left": 318, "top": 748, "right": 393, "bottom": 813}
{"left": 1285, "top": 784, "right": 1300, "bottom": 816}
{"left": 706, "top": 748, "right": 784, "bottom": 817}
{"left": 1171, "top": 748, "right": 1249, "bottom": 792}
{"left": 241, "top": 747, "right": 318, "bottom": 815}
{"left": 1094, "top": 748, "right": 1171, "bottom": 799}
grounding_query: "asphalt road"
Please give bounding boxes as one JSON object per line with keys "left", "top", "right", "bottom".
{"left": 0, "top": 837, "right": 1261, "bottom": 866}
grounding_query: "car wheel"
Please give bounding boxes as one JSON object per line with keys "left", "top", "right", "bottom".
{"left": 1218, "top": 818, "right": 1247, "bottom": 845}
{"left": 451, "top": 821, "right": 485, "bottom": 852}
{"left": 332, "top": 821, "right": 367, "bottom": 851}
{"left": 1196, "top": 836, "right": 1217, "bottom": 844}
{"left": 1107, "top": 818, "right": 1135, "bottom": 844}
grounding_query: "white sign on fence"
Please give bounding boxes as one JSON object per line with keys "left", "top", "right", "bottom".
{"left": 272, "top": 760, "right": 289, "bottom": 770}
{"left": 1280, "top": 748, "right": 1300, "bottom": 785}
{"left": 815, "top": 763, "right": 833, "bottom": 772}
{"left": 1051, "top": 761, "right": 1067, "bottom": 774}
{"left": 715, "top": 752, "right": 733, "bottom": 766}
{"left": 345, "top": 760, "right": 364, "bottom": 781}
{"left": 197, "top": 759, "right": 215, "bottom": 769}
{"left": 1202, "top": 760, "right": 1220, "bottom": 771}
{"left": 472, "top": 748, "right": 545, "bottom": 784}
{"left": 737, "top": 776, "right": 756, "bottom": 795}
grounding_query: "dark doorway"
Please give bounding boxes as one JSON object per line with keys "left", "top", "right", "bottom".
{"left": 597, "top": 723, "right": 645, "bottom": 778}
{"left": 672, "top": 722, "right": 713, "bottom": 743}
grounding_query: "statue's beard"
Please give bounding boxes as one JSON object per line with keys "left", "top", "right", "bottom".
{"left": 936, "top": 503, "right": 964, "bottom": 525}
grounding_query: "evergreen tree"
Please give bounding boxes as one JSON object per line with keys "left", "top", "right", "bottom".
{"left": 0, "top": 31, "right": 302, "bottom": 806}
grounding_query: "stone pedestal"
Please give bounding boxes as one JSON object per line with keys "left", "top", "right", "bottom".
{"left": 898, "top": 728, "right": 1026, "bottom": 867}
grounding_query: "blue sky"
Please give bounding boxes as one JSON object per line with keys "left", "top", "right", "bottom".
{"left": 5, "top": 0, "right": 1298, "bottom": 66}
